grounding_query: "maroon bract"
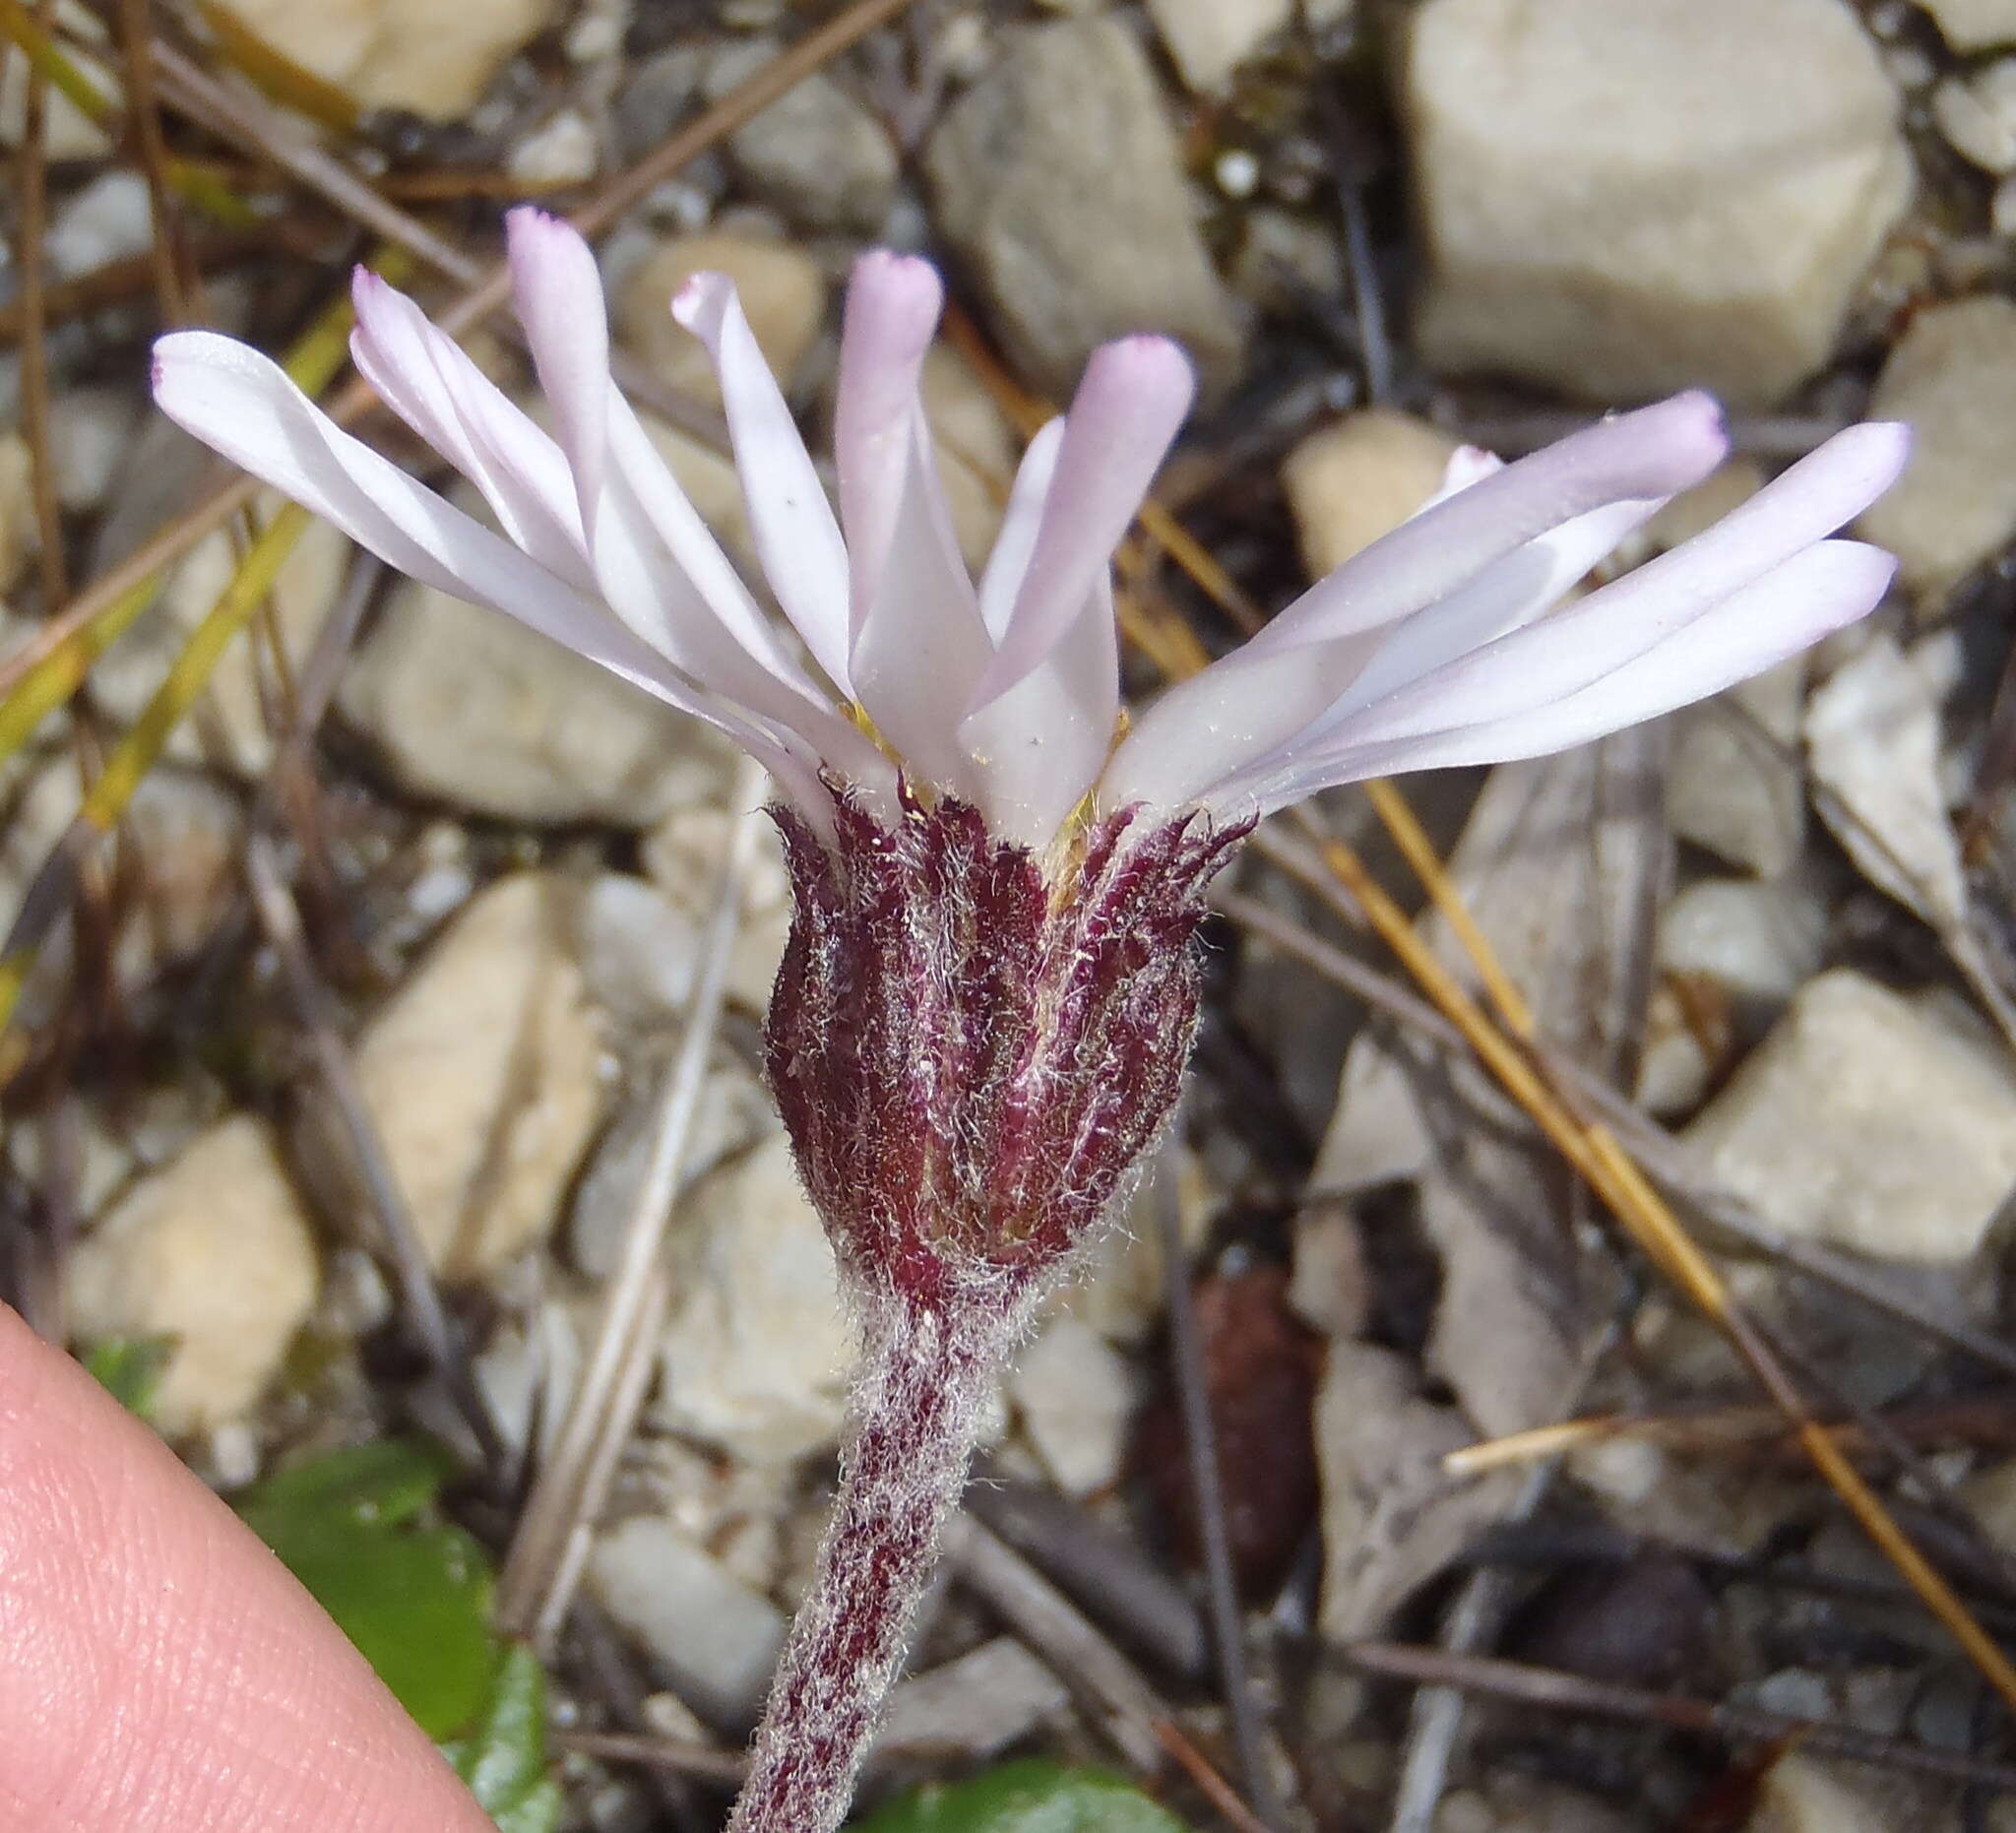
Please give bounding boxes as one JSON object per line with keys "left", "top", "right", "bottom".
{"left": 770, "top": 790, "right": 1245, "bottom": 1316}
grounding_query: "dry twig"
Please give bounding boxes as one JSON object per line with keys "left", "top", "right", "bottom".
{"left": 1156, "top": 1136, "right": 1287, "bottom": 1830}
{"left": 945, "top": 1512, "right": 1276, "bottom": 1833}
{"left": 495, "top": 764, "right": 767, "bottom": 1646}
{"left": 1347, "top": 1641, "right": 2016, "bottom": 1794}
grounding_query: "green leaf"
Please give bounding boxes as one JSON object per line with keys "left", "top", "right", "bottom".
{"left": 854, "top": 1761, "right": 1195, "bottom": 1833}
{"left": 83, "top": 1336, "right": 176, "bottom": 1419}
{"left": 237, "top": 1437, "right": 457, "bottom": 1534}
{"left": 235, "top": 1439, "right": 561, "bottom": 1825}
{"left": 441, "top": 1645, "right": 563, "bottom": 1833}
{"left": 236, "top": 1438, "right": 499, "bottom": 1739}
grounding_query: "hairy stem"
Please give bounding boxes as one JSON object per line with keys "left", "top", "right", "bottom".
{"left": 727, "top": 1290, "right": 1011, "bottom": 1833}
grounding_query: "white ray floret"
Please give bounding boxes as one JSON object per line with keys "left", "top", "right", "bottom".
{"left": 153, "top": 208, "right": 1910, "bottom": 853}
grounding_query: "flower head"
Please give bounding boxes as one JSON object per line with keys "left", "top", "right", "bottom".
{"left": 151, "top": 209, "right": 1908, "bottom": 862}
{"left": 151, "top": 206, "right": 1911, "bottom": 1309}
{"left": 151, "top": 202, "right": 1913, "bottom": 1307}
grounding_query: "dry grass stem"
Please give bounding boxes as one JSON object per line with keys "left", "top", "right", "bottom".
{"left": 495, "top": 768, "right": 766, "bottom": 1645}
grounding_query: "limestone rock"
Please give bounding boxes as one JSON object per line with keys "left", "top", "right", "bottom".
{"left": 473, "top": 1300, "right": 578, "bottom": 1463}
{"left": 68, "top": 1117, "right": 320, "bottom": 1434}
{"left": 1634, "top": 980, "right": 1714, "bottom": 1118}
{"left": 1748, "top": 1756, "right": 1893, "bottom": 1833}
{"left": 335, "top": 874, "right": 603, "bottom": 1282}
{"left": 1313, "top": 741, "right": 1672, "bottom": 1436}
{"left": 615, "top": 233, "right": 827, "bottom": 410}
{"left": 1144, "top": 0, "right": 1292, "bottom": 93}
{"left": 1918, "top": 0, "right": 2016, "bottom": 50}
{"left": 1407, "top": 0, "right": 1911, "bottom": 404}
{"left": 5, "top": 1100, "right": 135, "bottom": 1224}
{"left": 1682, "top": 971, "right": 2016, "bottom": 1264}
{"left": 1857, "top": 296, "right": 2016, "bottom": 593}
{"left": 1933, "top": 60, "right": 2016, "bottom": 173}
{"left": 47, "top": 386, "right": 139, "bottom": 514}
{"left": 339, "top": 575, "right": 733, "bottom": 825}
{"left": 568, "top": 1058, "right": 778, "bottom": 1280}
{"left": 47, "top": 172, "right": 154, "bottom": 282}
{"left": 1228, "top": 207, "right": 1350, "bottom": 312}
{"left": 1960, "top": 1455, "right": 2016, "bottom": 1558}
{"left": 1282, "top": 410, "right": 1460, "bottom": 580}
{"left": 507, "top": 108, "right": 598, "bottom": 188}
{"left": 574, "top": 872, "right": 702, "bottom": 1027}
{"left": 1806, "top": 633, "right": 1966, "bottom": 927}
{"left": 1642, "top": 458, "right": 1766, "bottom": 554}
{"left": 1290, "top": 1200, "right": 1370, "bottom": 1339}
{"left": 638, "top": 411, "right": 757, "bottom": 568}
{"left": 1666, "top": 661, "right": 1806, "bottom": 876}
{"left": 639, "top": 805, "right": 793, "bottom": 1014}
{"left": 209, "top": 0, "right": 559, "bottom": 121}
{"left": 925, "top": 16, "right": 1245, "bottom": 400}
{"left": 656, "top": 1133, "right": 851, "bottom": 1465}
{"left": 1009, "top": 1314, "right": 1134, "bottom": 1496}
{"left": 610, "top": 45, "right": 709, "bottom": 167}
{"left": 702, "top": 39, "right": 899, "bottom": 232}
{"left": 877, "top": 1639, "right": 1070, "bottom": 1765}
{"left": 112, "top": 770, "right": 245, "bottom": 985}
{"left": 588, "top": 1516, "right": 786, "bottom": 1732}
{"left": 1656, "top": 877, "right": 1825, "bottom": 1010}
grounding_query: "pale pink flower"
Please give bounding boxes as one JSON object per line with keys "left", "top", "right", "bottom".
{"left": 153, "top": 209, "right": 1907, "bottom": 861}
{"left": 151, "top": 208, "right": 1909, "bottom": 1833}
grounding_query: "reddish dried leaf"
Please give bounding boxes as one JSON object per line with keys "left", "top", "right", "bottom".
{"left": 1135, "top": 1265, "right": 1323, "bottom": 1600}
